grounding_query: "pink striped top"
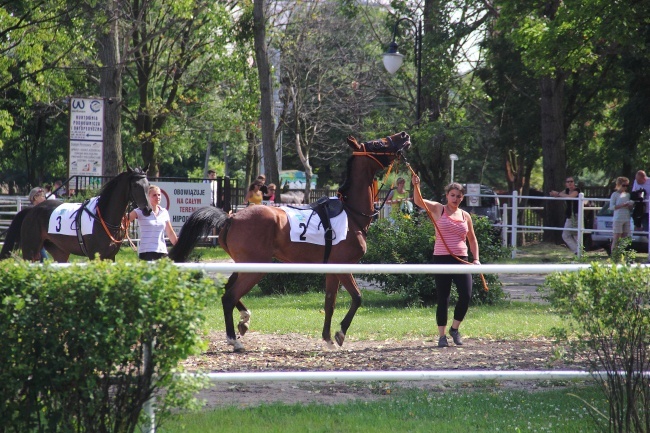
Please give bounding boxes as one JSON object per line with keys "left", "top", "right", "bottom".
{"left": 433, "top": 209, "right": 469, "bottom": 256}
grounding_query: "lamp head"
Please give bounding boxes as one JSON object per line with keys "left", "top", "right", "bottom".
{"left": 382, "top": 41, "right": 404, "bottom": 75}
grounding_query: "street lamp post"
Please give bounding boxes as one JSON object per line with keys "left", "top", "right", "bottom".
{"left": 449, "top": 154, "right": 458, "bottom": 183}
{"left": 382, "top": 17, "right": 422, "bottom": 123}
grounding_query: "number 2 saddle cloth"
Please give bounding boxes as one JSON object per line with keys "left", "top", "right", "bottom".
{"left": 280, "top": 198, "right": 348, "bottom": 246}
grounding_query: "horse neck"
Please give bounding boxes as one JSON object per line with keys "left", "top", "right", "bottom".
{"left": 97, "top": 180, "right": 130, "bottom": 224}
{"left": 344, "top": 161, "right": 377, "bottom": 231}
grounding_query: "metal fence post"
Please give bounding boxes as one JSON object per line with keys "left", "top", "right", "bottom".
{"left": 577, "top": 193, "right": 584, "bottom": 258}
{"left": 501, "top": 203, "right": 508, "bottom": 248}
{"left": 511, "top": 191, "right": 518, "bottom": 259}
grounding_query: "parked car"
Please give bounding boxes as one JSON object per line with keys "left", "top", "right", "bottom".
{"left": 460, "top": 184, "right": 502, "bottom": 225}
{"left": 591, "top": 202, "right": 648, "bottom": 253}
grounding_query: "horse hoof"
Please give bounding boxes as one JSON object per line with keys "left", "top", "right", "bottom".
{"left": 323, "top": 339, "right": 337, "bottom": 350}
{"left": 335, "top": 331, "right": 345, "bottom": 346}
{"left": 227, "top": 338, "right": 246, "bottom": 352}
{"left": 238, "top": 322, "right": 250, "bottom": 336}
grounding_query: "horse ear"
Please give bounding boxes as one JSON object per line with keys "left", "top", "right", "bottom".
{"left": 125, "top": 160, "right": 132, "bottom": 172}
{"left": 347, "top": 136, "right": 362, "bottom": 151}
{"left": 143, "top": 163, "right": 149, "bottom": 174}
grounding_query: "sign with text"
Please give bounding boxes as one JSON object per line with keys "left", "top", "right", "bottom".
{"left": 154, "top": 182, "right": 211, "bottom": 230}
{"left": 466, "top": 183, "right": 481, "bottom": 207}
{"left": 69, "top": 98, "right": 104, "bottom": 177}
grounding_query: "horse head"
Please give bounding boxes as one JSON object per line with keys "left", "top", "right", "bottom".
{"left": 347, "top": 131, "right": 411, "bottom": 168}
{"left": 128, "top": 166, "right": 152, "bottom": 216}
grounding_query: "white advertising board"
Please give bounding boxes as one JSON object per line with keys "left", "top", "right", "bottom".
{"left": 69, "top": 98, "right": 104, "bottom": 176}
{"left": 466, "top": 183, "right": 481, "bottom": 207}
{"left": 153, "top": 182, "right": 211, "bottom": 231}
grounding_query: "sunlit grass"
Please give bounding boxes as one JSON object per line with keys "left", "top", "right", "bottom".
{"left": 201, "top": 287, "right": 564, "bottom": 341}
{"left": 159, "top": 385, "right": 604, "bottom": 433}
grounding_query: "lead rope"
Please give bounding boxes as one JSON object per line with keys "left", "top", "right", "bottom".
{"left": 96, "top": 207, "right": 138, "bottom": 252}
{"left": 404, "top": 162, "right": 489, "bottom": 292}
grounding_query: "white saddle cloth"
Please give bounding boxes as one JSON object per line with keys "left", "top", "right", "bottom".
{"left": 281, "top": 205, "right": 348, "bottom": 246}
{"left": 47, "top": 197, "right": 98, "bottom": 236}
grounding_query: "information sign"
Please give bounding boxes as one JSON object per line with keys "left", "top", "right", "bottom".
{"left": 69, "top": 98, "right": 104, "bottom": 176}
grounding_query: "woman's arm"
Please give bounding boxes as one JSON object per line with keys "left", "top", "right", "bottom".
{"left": 465, "top": 212, "right": 480, "bottom": 263}
{"left": 165, "top": 221, "right": 178, "bottom": 245}
{"left": 411, "top": 174, "right": 442, "bottom": 218}
{"left": 128, "top": 210, "right": 138, "bottom": 222}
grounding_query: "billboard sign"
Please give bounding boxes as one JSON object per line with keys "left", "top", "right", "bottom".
{"left": 69, "top": 97, "right": 104, "bottom": 176}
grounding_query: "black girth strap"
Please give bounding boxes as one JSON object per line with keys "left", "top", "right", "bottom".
{"left": 73, "top": 199, "right": 92, "bottom": 258}
{"left": 308, "top": 197, "right": 343, "bottom": 263}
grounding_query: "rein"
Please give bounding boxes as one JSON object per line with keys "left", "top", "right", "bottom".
{"left": 401, "top": 158, "right": 489, "bottom": 292}
{"left": 343, "top": 137, "right": 402, "bottom": 219}
{"left": 96, "top": 207, "right": 137, "bottom": 251}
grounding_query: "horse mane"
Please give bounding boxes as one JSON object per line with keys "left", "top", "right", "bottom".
{"left": 95, "top": 167, "right": 145, "bottom": 208}
{"left": 336, "top": 156, "right": 355, "bottom": 200}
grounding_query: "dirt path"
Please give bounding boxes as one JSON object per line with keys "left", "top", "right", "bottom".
{"left": 183, "top": 330, "right": 589, "bottom": 408}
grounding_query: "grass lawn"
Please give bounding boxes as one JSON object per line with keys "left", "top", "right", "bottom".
{"left": 200, "top": 288, "right": 562, "bottom": 341}
{"left": 158, "top": 385, "right": 605, "bottom": 433}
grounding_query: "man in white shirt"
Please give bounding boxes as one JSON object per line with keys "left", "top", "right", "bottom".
{"left": 205, "top": 169, "right": 218, "bottom": 206}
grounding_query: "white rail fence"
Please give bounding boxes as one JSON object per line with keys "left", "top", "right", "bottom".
{"left": 4, "top": 192, "right": 650, "bottom": 259}
{"left": 40, "top": 262, "right": 650, "bottom": 432}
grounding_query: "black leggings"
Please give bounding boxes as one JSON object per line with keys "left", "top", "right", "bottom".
{"left": 433, "top": 255, "right": 473, "bottom": 327}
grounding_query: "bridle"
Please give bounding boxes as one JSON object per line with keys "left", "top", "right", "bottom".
{"left": 77, "top": 172, "right": 147, "bottom": 255}
{"left": 341, "top": 136, "right": 408, "bottom": 219}
{"left": 350, "top": 135, "right": 405, "bottom": 169}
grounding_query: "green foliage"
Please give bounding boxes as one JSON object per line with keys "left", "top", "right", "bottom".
{"left": 611, "top": 236, "right": 636, "bottom": 264}
{"left": 256, "top": 260, "right": 326, "bottom": 295}
{"left": 362, "top": 212, "right": 509, "bottom": 305}
{"left": 0, "top": 259, "right": 222, "bottom": 432}
{"left": 544, "top": 264, "right": 650, "bottom": 432}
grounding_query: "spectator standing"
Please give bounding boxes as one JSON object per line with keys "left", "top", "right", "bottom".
{"left": 245, "top": 180, "right": 264, "bottom": 205}
{"left": 632, "top": 170, "right": 650, "bottom": 232}
{"left": 28, "top": 187, "right": 49, "bottom": 261}
{"left": 550, "top": 177, "right": 580, "bottom": 254}
{"left": 386, "top": 177, "right": 413, "bottom": 215}
{"left": 257, "top": 174, "right": 269, "bottom": 198}
{"left": 205, "top": 169, "right": 218, "bottom": 206}
{"left": 53, "top": 180, "right": 66, "bottom": 198}
{"left": 609, "top": 176, "right": 634, "bottom": 252}
{"left": 266, "top": 183, "right": 277, "bottom": 202}
{"left": 411, "top": 175, "right": 480, "bottom": 348}
{"left": 129, "top": 185, "right": 177, "bottom": 261}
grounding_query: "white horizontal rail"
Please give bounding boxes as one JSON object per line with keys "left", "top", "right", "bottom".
{"left": 201, "top": 370, "right": 597, "bottom": 383}
{"left": 47, "top": 262, "right": 650, "bottom": 274}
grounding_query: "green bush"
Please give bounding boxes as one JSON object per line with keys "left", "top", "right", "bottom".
{"left": 361, "top": 211, "right": 509, "bottom": 305}
{"left": 0, "top": 259, "right": 222, "bottom": 432}
{"left": 544, "top": 264, "right": 650, "bottom": 432}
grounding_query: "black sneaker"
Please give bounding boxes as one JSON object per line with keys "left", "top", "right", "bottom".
{"left": 438, "top": 335, "right": 449, "bottom": 347}
{"left": 449, "top": 328, "right": 463, "bottom": 345}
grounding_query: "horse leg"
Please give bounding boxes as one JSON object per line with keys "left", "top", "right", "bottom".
{"left": 235, "top": 300, "right": 251, "bottom": 336}
{"left": 222, "top": 272, "right": 265, "bottom": 352}
{"left": 322, "top": 274, "right": 341, "bottom": 349}
{"left": 334, "top": 273, "right": 362, "bottom": 347}
{"left": 45, "top": 243, "right": 70, "bottom": 263}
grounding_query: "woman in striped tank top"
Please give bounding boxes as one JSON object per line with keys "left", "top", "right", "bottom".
{"left": 412, "top": 175, "right": 480, "bottom": 348}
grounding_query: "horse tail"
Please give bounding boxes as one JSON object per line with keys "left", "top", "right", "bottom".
{"left": 169, "top": 206, "right": 229, "bottom": 262}
{"left": 0, "top": 208, "right": 31, "bottom": 260}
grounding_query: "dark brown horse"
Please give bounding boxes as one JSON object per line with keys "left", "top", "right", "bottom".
{"left": 0, "top": 165, "right": 151, "bottom": 262}
{"left": 170, "top": 132, "right": 411, "bottom": 352}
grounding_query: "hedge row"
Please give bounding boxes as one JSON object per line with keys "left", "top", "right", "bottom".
{"left": 0, "top": 259, "right": 222, "bottom": 432}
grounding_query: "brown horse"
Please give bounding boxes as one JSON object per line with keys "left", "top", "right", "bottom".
{"left": 170, "top": 132, "right": 411, "bottom": 352}
{"left": 0, "top": 165, "right": 151, "bottom": 262}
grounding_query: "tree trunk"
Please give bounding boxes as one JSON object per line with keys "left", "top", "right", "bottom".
{"left": 540, "top": 74, "right": 567, "bottom": 243}
{"left": 97, "top": 0, "right": 122, "bottom": 176}
{"left": 253, "top": 0, "right": 280, "bottom": 188}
